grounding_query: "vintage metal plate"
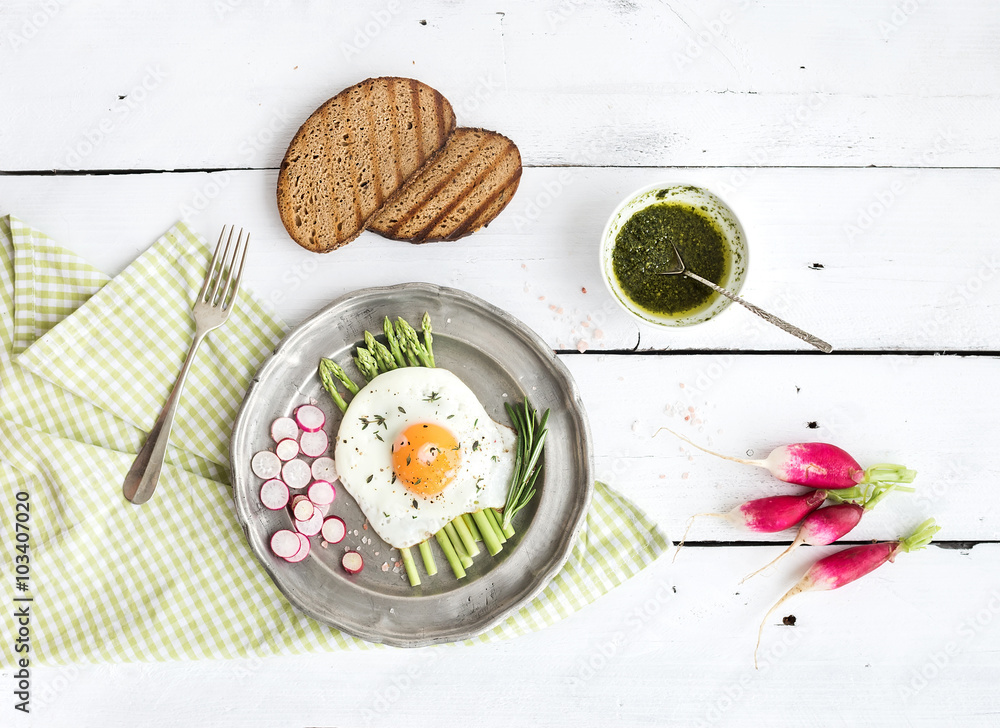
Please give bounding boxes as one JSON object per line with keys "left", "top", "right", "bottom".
{"left": 231, "top": 283, "right": 593, "bottom": 647}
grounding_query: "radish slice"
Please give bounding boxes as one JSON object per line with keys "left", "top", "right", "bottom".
{"left": 308, "top": 480, "right": 336, "bottom": 506}
{"left": 322, "top": 516, "right": 346, "bottom": 544}
{"left": 291, "top": 497, "right": 314, "bottom": 521}
{"left": 251, "top": 450, "right": 281, "bottom": 479}
{"left": 259, "top": 479, "right": 289, "bottom": 510}
{"left": 270, "top": 416, "right": 299, "bottom": 444}
{"left": 311, "top": 456, "right": 338, "bottom": 482}
{"left": 285, "top": 533, "right": 311, "bottom": 562}
{"left": 295, "top": 404, "right": 326, "bottom": 432}
{"left": 299, "top": 430, "right": 329, "bottom": 457}
{"left": 282, "top": 459, "right": 311, "bottom": 489}
{"left": 270, "top": 529, "right": 300, "bottom": 559}
{"left": 342, "top": 550, "right": 364, "bottom": 574}
{"left": 275, "top": 438, "right": 299, "bottom": 461}
{"left": 295, "top": 508, "right": 324, "bottom": 536}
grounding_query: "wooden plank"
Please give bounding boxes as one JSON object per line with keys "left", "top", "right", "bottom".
{"left": 2, "top": 166, "right": 999, "bottom": 352}
{"left": 1, "top": 0, "right": 998, "bottom": 169}
{"left": 568, "top": 353, "right": 1000, "bottom": 542}
{"left": 24, "top": 544, "right": 1000, "bottom": 726}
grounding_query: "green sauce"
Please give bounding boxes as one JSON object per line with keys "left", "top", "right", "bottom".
{"left": 611, "top": 201, "right": 729, "bottom": 317}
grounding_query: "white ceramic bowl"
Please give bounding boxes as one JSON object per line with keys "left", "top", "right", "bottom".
{"left": 600, "top": 183, "right": 749, "bottom": 328}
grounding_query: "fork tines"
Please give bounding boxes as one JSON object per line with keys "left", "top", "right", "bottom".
{"left": 200, "top": 225, "right": 250, "bottom": 310}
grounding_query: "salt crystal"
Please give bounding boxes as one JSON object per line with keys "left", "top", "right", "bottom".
{"left": 576, "top": 340, "right": 588, "bottom": 353}
{"left": 594, "top": 329, "right": 604, "bottom": 340}
{"left": 382, "top": 562, "right": 389, "bottom": 571}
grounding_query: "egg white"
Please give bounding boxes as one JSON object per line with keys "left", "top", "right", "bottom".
{"left": 334, "top": 367, "right": 516, "bottom": 548}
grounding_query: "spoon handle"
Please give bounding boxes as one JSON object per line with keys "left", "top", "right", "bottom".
{"left": 684, "top": 271, "right": 833, "bottom": 353}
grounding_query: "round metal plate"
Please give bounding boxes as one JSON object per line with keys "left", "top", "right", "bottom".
{"left": 230, "top": 283, "right": 593, "bottom": 647}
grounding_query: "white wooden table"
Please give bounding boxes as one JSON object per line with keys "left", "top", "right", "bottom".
{"left": 3, "top": 1, "right": 999, "bottom": 725}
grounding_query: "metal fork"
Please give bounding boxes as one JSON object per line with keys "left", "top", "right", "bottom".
{"left": 123, "top": 226, "right": 250, "bottom": 505}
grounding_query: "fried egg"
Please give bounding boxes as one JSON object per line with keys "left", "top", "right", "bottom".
{"left": 334, "top": 367, "right": 516, "bottom": 548}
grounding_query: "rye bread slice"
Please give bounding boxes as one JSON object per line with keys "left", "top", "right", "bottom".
{"left": 367, "top": 127, "right": 522, "bottom": 243}
{"left": 276, "top": 77, "right": 456, "bottom": 253}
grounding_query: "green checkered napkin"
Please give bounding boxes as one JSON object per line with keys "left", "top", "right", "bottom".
{"left": 0, "top": 215, "right": 670, "bottom": 665}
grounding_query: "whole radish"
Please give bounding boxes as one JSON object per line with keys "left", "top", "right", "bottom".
{"left": 657, "top": 427, "right": 916, "bottom": 490}
{"left": 675, "top": 490, "right": 828, "bottom": 556}
{"left": 753, "top": 518, "right": 940, "bottom": 668}
{"left": 739, "top": 482, "right": 910, "bottom": 583}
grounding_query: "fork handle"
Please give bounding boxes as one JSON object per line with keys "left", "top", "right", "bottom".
{"left": 122, "top": 331, "right": 207, "bottom": 505}
{"left": 683, "top": 270, "right": 834, "bottom": 353}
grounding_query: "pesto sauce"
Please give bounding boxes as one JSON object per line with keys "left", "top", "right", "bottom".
{"left": 611, "top": 202, "right": 729, "bottom": 317}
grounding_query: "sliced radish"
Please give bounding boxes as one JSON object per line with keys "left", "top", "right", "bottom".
{"left": 285, "top": 533, "right": 311, "bottom": 563}
{"left": 291, "top": 497, "right": 315, "bottom": 521}
{"left": 322, "top": 516, "right": 346, "bottom": 544}
{"left": 295, "top": 508, "right": 324, "bottom": 536}
{"left": 259, "top": 479, "right": 289, "bottom": 510}
{"left": 308, "top": 480, "right": 336, "bottom": 506}
{"left": 270, "top": 416, "right": 299, "bottom": 444}
{"left": 275, "top": 438, "right": 299, "bottom": 461}
{"left": 251, "top": 450, "right": 281, "bottom": 479}
{"left": 299, "top": 430, "right": 329, "bottom": 457}
{"left": 270, "top": 529, "right": 300, "bottom": 559}
{"left": 282, "top": 459, "right": 311, "bottom": 489}
{"left": 311, "top": 456, "right": 338, "bottom": 482}
{"left": 295, "top": 404, "right": 326, "bottom": 432}
{"left": 342, "top": 550, "right": 364, "bottom": 574}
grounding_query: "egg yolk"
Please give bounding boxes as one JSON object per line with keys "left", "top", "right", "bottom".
{"left": 391, "top": 423, "right": 461, "bottom": 497}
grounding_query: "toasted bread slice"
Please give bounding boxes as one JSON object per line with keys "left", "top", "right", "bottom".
{"left": 368, "top": 128, "right": 522, "bottom": 243}
{"left": 276, "top": 77, "right": 456, "bottom": 253}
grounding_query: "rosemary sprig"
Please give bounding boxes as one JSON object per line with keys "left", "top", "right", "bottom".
{"left": 501, "top": 399, "right": 549, "bottom": 532}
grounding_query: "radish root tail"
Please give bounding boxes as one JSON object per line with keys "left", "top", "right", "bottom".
{"left": 739, "top": 537, "right": 802, "bottom": 585}
{"left": 654, "top": 427, "right": 764, "bottom": 468}
{"left": 671, "top": 513, "right": 726, "bottom": 564}
{"left": 754, "top": 583, "right": 805, "bottom": 670}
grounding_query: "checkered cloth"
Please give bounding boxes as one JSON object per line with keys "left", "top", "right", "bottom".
{"left": 0, "top": 215, "right": 670, "bottom": 664}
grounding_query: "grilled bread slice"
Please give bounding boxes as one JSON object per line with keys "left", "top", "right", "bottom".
{"left": 277, "top": 77, "right": 456, "bottom": 253}
{"left": 367, "top": 127, "right": 522, "bottom": 243}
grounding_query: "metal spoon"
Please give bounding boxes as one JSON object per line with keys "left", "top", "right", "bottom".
{"left": 655, "top": 239, "right": 833, "bottom": 353}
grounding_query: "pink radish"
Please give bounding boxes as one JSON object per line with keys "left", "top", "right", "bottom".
{"left": 342, "top": 550, "right": 364, "bottom": 574}
{"left": 275, "top": 438, "right": 299, "bottom": 461}
{"left": 295, "top": 404, "right": 326, "bottom": 432}
{"left": 270, "top": 529, "right": 300, "bottom": 559}
{"left": 259, "top": 479, "right": 290, "bottom": 510}
{"left": 322, "top": 516, "right": 347, "bottom": 544}
{"left": 300, "top": 430, "right": 329, "bottom": 457}
{"left": 741, "top": 503, "right": 864, "bottom": 583}
{"left": 251, "top": 450, "right": 281, "bottom": 479}
{"left": 677, "top": 490, "right": 828, "bottom": 555}
{"left": 739, "top": 482, "right": 909, "bottom": 582}
{"left": 311, "top": 456, "right": 338, "bottom": 482}
{"left": 657, "top": 427, "right": 916, "bottom": 490}
{"left": 281, "top": 459, "right": 311, "bottom": 489}
{"left": 291, "top": 496, "right": 314, "bottom": 521}
{"left": 295, "top": 508, "right": 324, "bottom": 537}
{"left": 308, "top": 480, "right": 336, "bottom": 506}
{"left": 270, "top": 416, "right": 299, "bottom": 443}
{"left": 754, "top": 518, "right": 940, "bottom": 668}
{"left": 286, "top": 533, "right": 311, "bottom": 563}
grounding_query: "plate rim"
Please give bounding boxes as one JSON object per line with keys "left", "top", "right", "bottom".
{"left": 230, "top": 282, "right": 594, "bottom": 647}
